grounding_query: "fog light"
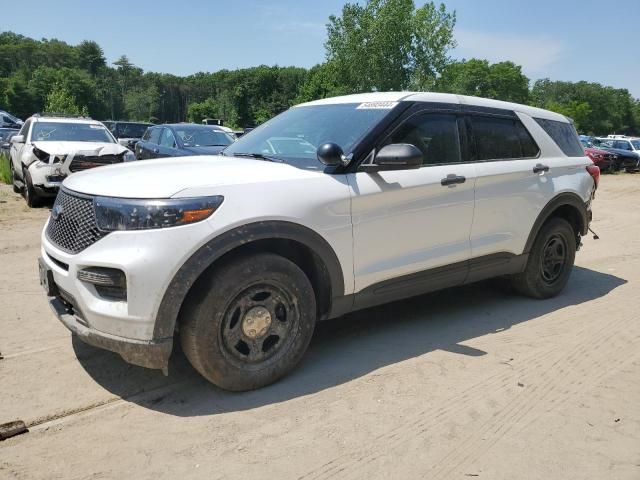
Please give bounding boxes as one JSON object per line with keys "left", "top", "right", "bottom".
{"left": 78, "top": 267, "right": 127, "bottom": 301}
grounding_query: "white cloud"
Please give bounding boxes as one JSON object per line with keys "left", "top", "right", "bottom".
{"left": 454, "top": 29, "right": 565, "bottom": 74}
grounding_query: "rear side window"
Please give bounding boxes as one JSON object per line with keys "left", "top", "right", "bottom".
{"left": 470, "top": 116, "right": 539, "bottom": 160}
{"left": 384, "top": 113, "right": 461, "bottom": 165}
{"left": 534, "top": 118, "right": 584, "bottom": 157}
{"left": 148, "top": 127, "right": 162, "bottom": 145}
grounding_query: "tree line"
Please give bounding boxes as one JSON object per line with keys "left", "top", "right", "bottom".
{"left": 1, "top": 0, "right": 639, "bottom": 135}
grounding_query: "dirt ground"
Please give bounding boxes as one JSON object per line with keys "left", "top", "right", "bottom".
{"left": 1, "top": 175, "right": 639, "bottom": 480}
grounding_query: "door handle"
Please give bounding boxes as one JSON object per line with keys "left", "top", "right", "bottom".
{"left": 153, "top": 148, "right": 160, "bottom": 154}
{"left": 533, "top": 163, "right": 549, "bottom": 174}
{"left": 441, "top": 174, "right": 466, "bottom": 186}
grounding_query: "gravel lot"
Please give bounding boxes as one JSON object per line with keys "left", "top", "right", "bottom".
{"left": 1, "top": 175, "right": 639, "bottom": 479}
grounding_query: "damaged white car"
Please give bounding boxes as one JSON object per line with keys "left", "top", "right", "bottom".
{"left": 9, "top": 115, "right": 135, "bottom": 207}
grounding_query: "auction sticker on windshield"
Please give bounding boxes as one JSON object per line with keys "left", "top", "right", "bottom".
{"left": 356, "top": 101, "right": 398, "bottom": 109}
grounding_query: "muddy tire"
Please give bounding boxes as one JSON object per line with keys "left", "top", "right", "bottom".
{"left": 23, "top": 168, "right": 41, "bottom": 208}
{"left": 180, "top": 253, "right": 316, "bottom": 391}
{"left": 511, "top": 217, "right": 576, "bottom": 299}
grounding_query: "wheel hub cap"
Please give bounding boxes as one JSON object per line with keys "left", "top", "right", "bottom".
{"left": 242, "top": 306, "right": 272, "bottom": 339}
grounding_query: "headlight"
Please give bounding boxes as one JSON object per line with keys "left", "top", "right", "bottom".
{"left": 592, "top": 153, "right": 602, "bottom": 159}
{"left": 123, "top": 150, "right": 136, "bottom": 162}
{"left": 94, "top": 196, "right": 224, "bottom": 231}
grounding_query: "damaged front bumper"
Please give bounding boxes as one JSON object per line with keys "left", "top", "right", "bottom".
{"left": 49, "top": 294, "right": 172, "bottom": 372}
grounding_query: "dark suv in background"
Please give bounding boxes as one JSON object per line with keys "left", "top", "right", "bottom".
{"left": 103, "top": 121, "right": 153, "bottom": 151}
{"left": 135, "top": 123, "right": 235, "bottom": 160}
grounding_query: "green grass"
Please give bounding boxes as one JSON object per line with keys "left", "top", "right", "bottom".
{"left": 0, "top": 153, "right": 12, "bottom": 185}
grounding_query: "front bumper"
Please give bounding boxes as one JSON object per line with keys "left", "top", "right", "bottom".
{"left": 48, "top": 294, "right": 172, "bottom": 371}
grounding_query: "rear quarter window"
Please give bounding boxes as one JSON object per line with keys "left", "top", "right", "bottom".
{"left": 534, "top": 118, "right": 584, "bottom": 157}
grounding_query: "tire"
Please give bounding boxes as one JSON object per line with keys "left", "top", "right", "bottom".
{"left": 180, "top": 253, "right": 316, "bottom": 391}
{"left": 10, "top": 160, "right": 20, "bottom": 193}
{"left": 23, "top": 168, "right": 41, "bottom": 208}
{"left": 511, "top": 217, "right": 576, "bottom": 299}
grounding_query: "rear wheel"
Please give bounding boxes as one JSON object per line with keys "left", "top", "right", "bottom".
{"left": 23, "top": 168, "right": 41, "bottom": 208}
{"left": 511, "top": 217, "right": 576, "bottom": 299}
{"left": 180, "top": 253, "right": 316, "bottom": 391}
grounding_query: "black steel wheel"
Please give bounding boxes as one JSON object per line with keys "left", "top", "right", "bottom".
{"left": 180, "top": 252, "right": 316, "bottom": 391}
{"left": 511, "top": 217, "right": 576, "bottom": 299}
{"left": 540, "top": 234, "right": 568, "bottom": 285}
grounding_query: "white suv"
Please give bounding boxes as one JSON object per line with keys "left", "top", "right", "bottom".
{"left": 38, "top": 92, "right": 598, "bottom": 391}
{"left": 10, "top": 115, "right": 134, "bottom": 207}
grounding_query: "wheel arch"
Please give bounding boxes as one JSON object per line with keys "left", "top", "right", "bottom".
{"left": 153, "top": 221, "right": 346, "bottom": 340}
{"left": 524, "top": 192, "right": 589, "bottom": 254}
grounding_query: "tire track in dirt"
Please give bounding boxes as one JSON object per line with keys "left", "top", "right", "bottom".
{"left": 299, "top": 305, "right": 633, "bottom": 480}
{"left": 428, "top": 318, "right": 639, "bottom": 479}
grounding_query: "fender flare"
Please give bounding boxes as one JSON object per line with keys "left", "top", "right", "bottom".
{"left": 152, "top": 220, "right": 346, "bottom": 340}
{"left": 523, "top": 192, "right": 589, "bottom": 254}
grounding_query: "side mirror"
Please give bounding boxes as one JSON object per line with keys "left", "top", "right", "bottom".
{"left": 317, "top": 142, "right": 344, "bottom": 167}
{"left": 361, "top": 144, "right": 423, "bottom": 172}
{"left": 10, "top": 135, "right": 24, "bottom": 144}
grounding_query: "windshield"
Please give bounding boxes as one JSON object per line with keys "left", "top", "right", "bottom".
{"left": 632, "top": 140, "right": 640, "bottom": 150}
{"left": 174, "top": 127, "right": 234, "bottom": 147}
{"left": 115, "top": 123, "right": 150, "bottom": 139}
{"left": 223, "top": 103, "right": 395, "bottom": 169}
{"left": 31, "top": 122, "right": 115, "bottom": 143}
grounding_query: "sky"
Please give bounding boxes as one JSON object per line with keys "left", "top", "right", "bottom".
{"left": 4, "top": 0, "right": 640, "bottom": 98}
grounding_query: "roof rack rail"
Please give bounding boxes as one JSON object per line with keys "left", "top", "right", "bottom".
{"left": 33, "top": 112, "right": 93, "bottom": 119}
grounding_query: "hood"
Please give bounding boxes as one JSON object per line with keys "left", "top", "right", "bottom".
{"left": 32, "top": 141, "right": 129, "bottom": 157}
{"left": 63, "top": 155, "right": 323, "bottom": 198}
{"left": 183, "top": 145, "right": 227, "bottom": 155}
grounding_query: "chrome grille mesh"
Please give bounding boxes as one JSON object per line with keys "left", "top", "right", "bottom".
{"left": 46, "top": 189, "right": 106, "bottom": 254}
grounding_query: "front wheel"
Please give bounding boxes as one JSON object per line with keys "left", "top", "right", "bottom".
{"left": 180, "top": 253, "right": 316, "bottom": 391}
{"left": 23, "top": 168, "right": 41, "bottom": 208}
{"left": 511, "top": 217, "right": 576, "bottom": 299}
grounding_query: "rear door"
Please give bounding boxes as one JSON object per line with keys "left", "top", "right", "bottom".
{"left": 468, "top": 111, "right": 569, "bottom": 262}
{"left": 348, "top": 107, "right": 476, "bottom": 297}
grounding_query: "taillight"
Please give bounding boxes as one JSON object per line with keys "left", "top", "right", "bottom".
{"left": 586, "top": 164, "right": 600, "bottom": 189}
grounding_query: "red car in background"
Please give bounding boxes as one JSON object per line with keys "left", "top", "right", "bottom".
{"left": 583, "top": 145, "right": 616, "bottom": 172}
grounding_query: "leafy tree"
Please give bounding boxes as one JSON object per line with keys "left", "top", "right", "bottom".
{"left": 320, "top": 0, "right": 456, "bottom": 93}
{"left": 45, "top": 82, "right": 82, "bottom": 115}
{"left": 545, "top": 101, "right": 592, "bottom": 132}
{"left": 123, "top": 85, "right": 159, "bottom": 121}
{"left": 434, "top": 59, "right": 530, "bottom": 103}
{"left": 77, "top": 40, "right": 106, "bottom": 75}
{"left": 187, "top": 98, "right": 219, "bottom": 123}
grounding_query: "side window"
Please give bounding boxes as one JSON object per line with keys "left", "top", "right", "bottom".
{"left": 148, "top": 127, "right": 162, "bottom": 145}
{"left": 18, "top": 119, "right": 31, "bottom": 140}
{"left": 616, "top": 141, "right": 631, "bottom": 151}
{"left": 470, "top": 116, "right": 539, "bottom": 161}
{"left": 141, "top": 128, "right": 151, "bottom": 141}
{"left": 160, "top": 128, "right": 176, "bottom": 148}
{"left": 534, "top": 118, "right": 584, "bottom": 157}
{"left": 384, "top": 113, "right": 461, "bottom": 165}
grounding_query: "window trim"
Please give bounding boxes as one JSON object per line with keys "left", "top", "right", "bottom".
{"left": 367, "top": 107, "right": 467, "bottom": 169}
{"left": 466, "top": 112, "right": 541, "bottom": 163}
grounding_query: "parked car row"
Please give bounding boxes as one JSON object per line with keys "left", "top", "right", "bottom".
{"left": 580, "top": 134, "right": 640, "bottom": 172}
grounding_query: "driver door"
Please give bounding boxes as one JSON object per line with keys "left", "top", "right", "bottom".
{"left": 347, "top": 110, "right": 476, "bottom": 302}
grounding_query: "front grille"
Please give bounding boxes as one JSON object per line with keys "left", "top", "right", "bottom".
{"left": 46, "top": 189, "right": 107, "bottom": 254}
{"left": 69, "top": 154, "right": 123, "bottom": 172}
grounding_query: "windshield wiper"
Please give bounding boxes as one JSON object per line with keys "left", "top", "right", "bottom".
{"left": 228, "top": 152, "right": 283, "bottom": 162}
